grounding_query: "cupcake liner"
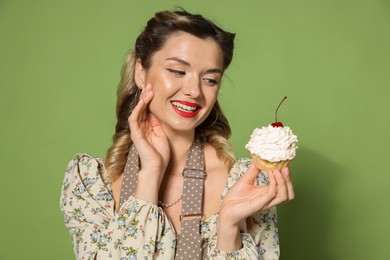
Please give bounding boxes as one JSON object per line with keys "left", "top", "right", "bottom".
{"left": 251, "top": 154, "right": 292, "bottom": 171}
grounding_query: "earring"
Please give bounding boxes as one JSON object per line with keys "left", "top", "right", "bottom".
{"left": 208, "top": 107, "right": 219, "bottom": 127}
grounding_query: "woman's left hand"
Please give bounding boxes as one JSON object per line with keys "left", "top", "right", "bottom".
{"left": 218, "top": 164, "right": 295, "bottom": 227}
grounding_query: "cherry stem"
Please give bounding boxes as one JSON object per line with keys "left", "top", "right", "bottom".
{"left": 275, "top": 96, "right": 287, "bottom": 122}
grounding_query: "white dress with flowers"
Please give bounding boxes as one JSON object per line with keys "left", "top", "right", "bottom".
{"left": 60, "top": 153, "right": 280, "bottom": 260}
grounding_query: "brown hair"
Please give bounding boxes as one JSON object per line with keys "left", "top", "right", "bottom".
{"left": 105, "top": 10, "right": 236, "bottom": 180}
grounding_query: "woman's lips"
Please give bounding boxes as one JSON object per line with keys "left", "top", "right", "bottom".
{"left": 170, "top": 100, "right": 202, "bottom": 118}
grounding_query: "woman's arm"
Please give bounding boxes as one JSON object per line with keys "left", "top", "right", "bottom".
{"left": 128, "top": 84, "right": 170, "bottom": 204}
{"left": 60, "top": 154, "right": 176, "bottom": 259}
{"left": 205, "top": 159, "right": 293, "bottom": 259}
{"left": 216, "top": 165, "right": 293, "bottom": 249}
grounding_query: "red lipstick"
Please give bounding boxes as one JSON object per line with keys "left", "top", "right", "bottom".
{"left": 170, "top": 100, "right": 202, "bottom": 118}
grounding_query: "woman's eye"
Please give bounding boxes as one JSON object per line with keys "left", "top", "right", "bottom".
{"left": 166, "top": 68, "right": 186, "bottom": 76}
{"left": 203, "top": 78, "right": 219, "bottom": 86}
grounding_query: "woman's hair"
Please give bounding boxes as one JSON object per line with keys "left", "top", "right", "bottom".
{"left": 105, "top": 10, "right": 236, "bottom": 180}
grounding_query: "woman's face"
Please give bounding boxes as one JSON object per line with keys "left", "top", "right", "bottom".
{"left": 137, "top": 31, "right": 224, "bottom": 136}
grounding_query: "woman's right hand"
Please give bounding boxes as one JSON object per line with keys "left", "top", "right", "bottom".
{"left": 128, "top": 84, "right": 170, "bottom": 201}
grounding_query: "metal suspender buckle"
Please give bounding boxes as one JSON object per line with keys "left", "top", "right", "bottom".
{"left": 180, "top": 213, "right": 204, "bottom": 222}
{"left": 182, "top": 168, "right": 207, "bottom": 179}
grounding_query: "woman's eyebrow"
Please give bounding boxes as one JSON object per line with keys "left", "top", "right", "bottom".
{"left": 206, "top": 68, "right": 223, "bottom": 74}
{"left": 166, "top": 57, "right": 191, "bottom": 66}
{"left": 166, "top": 57, "right": 222, "bottom": 74}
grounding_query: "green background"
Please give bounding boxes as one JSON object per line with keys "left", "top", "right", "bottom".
{"left": 1, "top": 0, "right": 389, "bottom": 259}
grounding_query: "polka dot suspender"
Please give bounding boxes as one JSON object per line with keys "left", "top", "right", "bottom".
{"left": 119, "top": 138, "right": 206, "bottom": 259}
{"left": 118, "top": 144, "right": 139, "bottom": 208}
{"left": 175, "top": 137, "right": 205, "bottom": 259}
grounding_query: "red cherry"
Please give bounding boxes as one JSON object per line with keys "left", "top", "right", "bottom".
{"left": 272, "top": 96, "right": 287, "bottom": 127}
{"left": 271, "top": 122, "right": 284, "bottom": 127}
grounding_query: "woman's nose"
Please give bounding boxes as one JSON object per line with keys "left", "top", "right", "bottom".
{"left": 182, "top": 77, "right": 202, "bottom": 98}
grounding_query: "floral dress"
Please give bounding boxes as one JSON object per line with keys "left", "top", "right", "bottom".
{"left": 60, "top": 153, "right": 280, "bottom": 259}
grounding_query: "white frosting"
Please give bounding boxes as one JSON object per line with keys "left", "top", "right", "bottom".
{"left": 245, "top": 124, "right": 298, "bottom": 162}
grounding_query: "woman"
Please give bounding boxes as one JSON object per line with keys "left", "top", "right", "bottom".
{"left": 60, "top": 10, "right": 294, "bottom": 259}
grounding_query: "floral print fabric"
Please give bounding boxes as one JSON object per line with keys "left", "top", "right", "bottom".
{"left": 60, "top": 153, "right": 280, "bottom": 259}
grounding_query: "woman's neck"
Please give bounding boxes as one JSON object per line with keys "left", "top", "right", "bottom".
{"left": 165, "top": 130, "right": 196, "bottom": 176}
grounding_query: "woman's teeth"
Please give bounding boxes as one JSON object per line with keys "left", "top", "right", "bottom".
{"left": 172, "top": 102, "right": 197, "bottom": 112}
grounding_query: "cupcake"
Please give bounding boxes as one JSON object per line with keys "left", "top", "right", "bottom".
{"left": 245, "top": 124, "right": 298, "bottom": 171}
{"left": 245, "top": 96, "right": 298, "bottom": 171}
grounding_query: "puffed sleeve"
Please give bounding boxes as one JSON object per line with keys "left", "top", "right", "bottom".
{"left": 60, "top": 154, "right": 176, "bottom": 260}
{"left": 206, "top": 158, "right": 280, "bottom": 260}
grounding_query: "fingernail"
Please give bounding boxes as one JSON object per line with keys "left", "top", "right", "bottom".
{"left": 274, "top": 170, "right": 281, "bottom": 176}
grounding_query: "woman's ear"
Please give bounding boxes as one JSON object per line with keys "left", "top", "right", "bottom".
{"left": 135, "top": 59, "right": 146, "bottom": 89}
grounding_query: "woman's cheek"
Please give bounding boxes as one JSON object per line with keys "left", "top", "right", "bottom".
{"left": 148, "top": 75, "right": 177, "bottom": 93}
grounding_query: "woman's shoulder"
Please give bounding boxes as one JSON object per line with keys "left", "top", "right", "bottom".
{"left": 234, "top": 158, "right": 268, "bottom": 185}
{"left": 222, "top": 158, "right": 269, "bottom": 198}
{"left": 61, "top": 153, "right": 112, "bottom": 203}
{"left": 230, "top": 158, "right": 251, "bottom": 173}
{"left": 231, "top": 158, "right": 268, "bottom": 184}
{"left": 60, "top": 153, "right": 115, "bottom": 214}
{"left": 64, "top": 153, "right": 110, "bottom": 185}
{"left": 66, "top": 153, "right": 104, "bottom": 168}
{"left": 60, "top": 153, "right": 116, "bottom": 223}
